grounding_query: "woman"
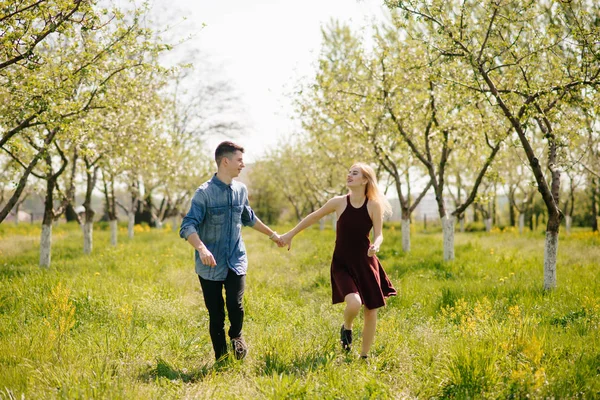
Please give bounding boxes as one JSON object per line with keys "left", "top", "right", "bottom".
{"left": 280, "top": 163, "right": 396, "bottom": 359}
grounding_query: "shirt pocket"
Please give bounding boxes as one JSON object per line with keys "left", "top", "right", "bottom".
{"left": 208, "top": 206, "right": 227, "bottom": 225}
{"left": 204, "top": 206, "right": 227, "bottom": 243}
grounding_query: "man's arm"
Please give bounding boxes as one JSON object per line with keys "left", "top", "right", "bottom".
{"left": 251, "top": 217, "right": 283, "bottom": 245}
{"left": 186, "top": 232, "right": 217, "bottom": 267}
{"left": 180, "top": 188, "right": 217, "bottom": 267}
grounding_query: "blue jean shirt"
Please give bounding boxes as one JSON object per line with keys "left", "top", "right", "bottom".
{"left": 179, "top": 174, "right": 256, "bottom": 280}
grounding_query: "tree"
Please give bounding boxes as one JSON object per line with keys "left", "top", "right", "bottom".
{"left": 388, "top": 0, "right": 600, "bottom": 288}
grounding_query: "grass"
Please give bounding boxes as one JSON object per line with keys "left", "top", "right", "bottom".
{"left": 0, "top": 222, "right": 599, "bottom": 399}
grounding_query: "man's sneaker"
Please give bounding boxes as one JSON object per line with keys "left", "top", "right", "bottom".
{"left": 231, "top": 336, "right": 248, "bottom": 360}
{"left": 340, "top": 325, "right": 352, "bottom": 352}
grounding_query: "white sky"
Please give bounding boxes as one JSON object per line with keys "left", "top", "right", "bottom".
{"left": 149, "top": 0, "right": 388, "bottom": 162}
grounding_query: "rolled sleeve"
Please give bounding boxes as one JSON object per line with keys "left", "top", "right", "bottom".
{"left": 179, "top": 190, "right": 206, "bottom": 240}
{"left": 241, "top": 198, "right": 256, "bottom": 227}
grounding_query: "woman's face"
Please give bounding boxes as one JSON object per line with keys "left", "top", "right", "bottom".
{"left": 346, "top": 166, "right": 367, "bottom": 188}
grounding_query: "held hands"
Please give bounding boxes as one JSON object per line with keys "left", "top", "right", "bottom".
{"left": 269, "top": 232, "right": 286, "bottom": 248}
{"left": 268, "top": 230, "right": 293, "bottom": 250}
{"left": 367, "top": 244, "right": 379, "bottom": 257}
{"left": 279, "top": 232, "right": 293, "bottom": 251}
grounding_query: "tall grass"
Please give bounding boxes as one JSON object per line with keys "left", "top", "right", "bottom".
{"left": 0, "top": 222, "right": 598, "bottom": 398}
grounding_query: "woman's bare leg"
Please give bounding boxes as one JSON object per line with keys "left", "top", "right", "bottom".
{"left": 360, "top": 307, "right": 378, "bottom": 357}
{"left": 344, "top": 293, "right": 362, "bottom": 329}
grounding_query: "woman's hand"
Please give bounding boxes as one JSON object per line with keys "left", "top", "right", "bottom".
{"left": 367, "top": 244, "right": 379, "bottom": 257}
{"left": 280, "top": 232, "right": 294, "bottom": 251}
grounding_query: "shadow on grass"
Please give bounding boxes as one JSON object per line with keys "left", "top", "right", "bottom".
{"left": 258, "top": 342, "right": 337, "bottom": 376}
{"left": 138, "top": 357, "right": 213, "bottom": 383}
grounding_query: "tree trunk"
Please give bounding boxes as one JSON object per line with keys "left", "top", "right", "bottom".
{"left": 459, "top": 215, "right": 465, "bottom": 233}
{"left": 401, "top": 217, "right": 410, "bottom": 252}
{"left": 128, "top": 212, "right": 135, "bottom": 239}
{"left": 442, "top": 215, "right": 455, "bottom": 261}
{"left": 110, "top": 219, "right": 118, "bottom": 246}
{"left": 509, "top": 194, "right": 516, "bottom": 227}
{"left": 592, "top": 177, "right": 598, "bottom": 232}
{"left": 82, "top": 162, "right": 98, "bottom": 254}
{"left": 83, "top": 222, "right": 93, "bottom": 254}
{"left": 171, "top": 216, "right": 178, "bottom": 232}
{"left": 40, "top": 168, "right": 59, "bottom": 268}
{"left": 565, "top": 216, "right": 572, "bottom": 235}
{"left": 484, "top": 218, "right": 492, "bottom": 232}
{"left": 544, "top": 230, "right": 558, "bottom": 290}
{"left": 319, "top": 218, "right": 325, "bottom": 231}
{"left": 40, "top": 224, "right": 52, "bottom": 268}
{"left": 519, "top": 213, "right": 525, "bottom": 235}
{"left": 332, "top": 213, "right": 337, "bottom": 232}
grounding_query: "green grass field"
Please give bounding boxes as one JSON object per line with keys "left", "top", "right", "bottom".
{"left": 0, "top": 222, "right": 599, "bottom": 399}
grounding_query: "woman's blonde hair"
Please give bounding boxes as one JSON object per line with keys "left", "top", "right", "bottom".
{"left": 352, "top": 163, "right": 393, "bottom": 218}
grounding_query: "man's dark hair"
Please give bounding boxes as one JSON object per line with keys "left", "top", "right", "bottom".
{"left": 215, "top": 141, "right": 244, "bottom": 166}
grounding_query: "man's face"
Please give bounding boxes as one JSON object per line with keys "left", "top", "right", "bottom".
{"left": 223, "top": 150, "right": 245, "bottom": 178}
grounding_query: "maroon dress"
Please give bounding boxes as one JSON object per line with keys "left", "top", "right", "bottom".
{"left": 330, "top": 195, "right": 397, "bottom": 309}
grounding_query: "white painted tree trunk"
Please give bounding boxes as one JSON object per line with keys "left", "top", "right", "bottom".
{"left": 401, "top": 218, "right": 410, "bottom": 252}
{"left": 110, "top": 220, "right": 118, "bottom": 246}
{"left": 83, "top": 222, "right": 93, "bottom": 254}
{"left": 543, "top": 231, "right": 558, "bottom": 290}
{"left": 565, "top": 216, "right": 572, "bottom": 235}
{"left": 484, "top": 218, "right": 492, "bottom": 232}
{"left": 459, "top": 218, "right": 465, "bottom": 233}
{"left": 128, "top": 213, "right": 135, "bottom": 239}
{"left": 319, "top": 218, "right": 325, "bottom": 231}
{"left": 39, "top": 224, "right": 52, "bottom": 268}
{"left": 442, "top": 216, "right": 455, "bottom": 261}
{"left": 332, "top": 213, "right": 337, "bottom": 232}
{"left": 519, "top": 213, "right": 525, "bottom": 235}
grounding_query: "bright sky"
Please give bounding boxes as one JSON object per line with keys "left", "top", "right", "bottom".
{"left": 150, "top": 0, "right": 388, "bottom": 162}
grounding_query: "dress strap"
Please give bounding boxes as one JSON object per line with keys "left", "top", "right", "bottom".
{"left": 346, "top": 194, "right": 368, "bottom": 209}
{"left": 361, "top": 197, "right": 368, "bottom": 208}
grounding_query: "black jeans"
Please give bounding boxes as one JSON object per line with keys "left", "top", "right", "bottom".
{"left": 199, "top": 270, "right": 246, "bottom": 360}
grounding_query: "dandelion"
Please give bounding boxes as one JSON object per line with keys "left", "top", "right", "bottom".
{"left": 490, "top": 248, "right": 495, "bottom": 255}
{"left": 95, "top": 272, "right": 100, "bottom": 276}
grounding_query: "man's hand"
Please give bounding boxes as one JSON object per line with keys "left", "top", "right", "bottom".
{"left": 198, "top": 246, "right": 217, "bottom": 267}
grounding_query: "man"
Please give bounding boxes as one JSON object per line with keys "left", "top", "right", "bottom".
{"left": 179, "top": 141, "right": 282, "bottom": 361}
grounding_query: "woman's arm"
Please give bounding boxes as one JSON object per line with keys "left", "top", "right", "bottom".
{"left": 281, "top": 197, "right": 341, "bottom": 250}
{"left": 368, "top": 201, "right": 384, "bottom": 257}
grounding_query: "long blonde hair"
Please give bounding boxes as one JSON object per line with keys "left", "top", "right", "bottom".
{"left": 352, "top": 163, "right": 393, "bottom": 218}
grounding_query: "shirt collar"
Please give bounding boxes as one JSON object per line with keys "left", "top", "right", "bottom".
{"left": 211, "top": 173, "right": 232, "bottom": 189}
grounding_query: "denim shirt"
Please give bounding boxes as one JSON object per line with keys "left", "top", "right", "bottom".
{"left": 180, "top": 174, "right": 256, "bottom": 281}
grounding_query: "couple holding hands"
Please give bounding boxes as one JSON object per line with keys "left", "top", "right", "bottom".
{"left": 180, "top": 141, "right": 396, "bottom": 362}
